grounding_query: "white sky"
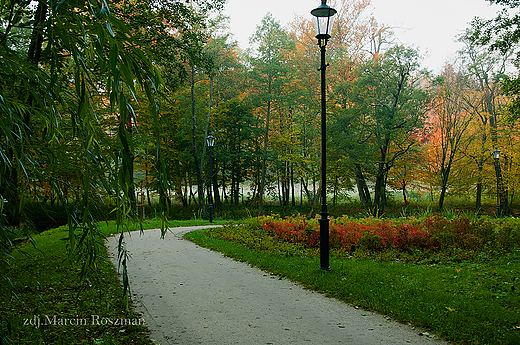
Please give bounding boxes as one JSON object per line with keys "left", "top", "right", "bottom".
{"left": 222, "top": 0, "right": 504, "bottom": 73}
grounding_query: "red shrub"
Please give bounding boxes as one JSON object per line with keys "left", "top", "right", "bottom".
{"left": 374, "top": 223, "right": 398, "bottom": 248}
{"left": 258, "top": 215, "right": 497, "bottom": 255}
{"left": 306, "top": 231, "right": 320, "bottom": 247}
{"left": 393, "top": 225, "right": 429, "bottom": 251}
{"left": 335, "top": 224, "right": 364, "bottom": 251}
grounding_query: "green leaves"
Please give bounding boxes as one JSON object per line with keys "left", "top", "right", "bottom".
{"left": 330, "top": 45, "right": 428, "bottom": 213}
{"left": 0, "top": 0, "right": 163, "bottom": 321}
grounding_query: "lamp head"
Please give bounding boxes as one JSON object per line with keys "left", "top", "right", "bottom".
{"left": 311, "top": 1, "right": 337, "bottom": 41}
{"left": 206, "top": 133, "right": 215, "bottom": 148}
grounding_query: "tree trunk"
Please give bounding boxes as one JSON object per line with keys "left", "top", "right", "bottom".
{"left": 258, "top": 77, "right": 272, "bottom": 216}
{"left": 222, "top": 168, "right": 228, "bottom": 204}
{"left": 213, "top": 164, "right": 221, "bottom": 210}
{"left": 308, "top": 186, "right": 320, "bottom": 219}
{"left": 333, "top": 174, "right": 338, "bottom": 206}
{"left": 277, "top": 175, "right": 282, "bottom": 205}
{"left": 301, "top": 177, "right": 312, "bottom": 204}
{"left": 438, "top": 167, "right": 450, "bottom": 213}
{"left": 401, "top": 180, "right": 408, "bottom": 204}
{"left": 373, "top": 136, "right": 390, "bottom": 215}
{"left": 291, "top": 165, "right": 295, "bottom": 206}
{"left": 354, "top": 163, "right": 371, "bottom": 209}
{"left": 496, "top": 159, "right": 510, "bottom": 216}
{"left": 125, "top": 107, "right": 137, "bottom": 213}
{"left": 232, "top": 164, "right": 238, "bottom": 205}
{"left": 146, "top": 165, "right": 151, "bottom": 207}
{"left": 475, "top": 159, "right": 484, "bottom": 210}
{"left": 190, "top": 67, "right": 206, "bottom": 217}
{"left": 183, "top": 172, "right": 189, "bottom": 207}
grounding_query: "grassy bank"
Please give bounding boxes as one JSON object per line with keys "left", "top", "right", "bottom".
{"left": 0, "top": 218, "right": 224, "bottom": 344}
{"left": 185, "top": 221, "right": 520, "bottom": 345}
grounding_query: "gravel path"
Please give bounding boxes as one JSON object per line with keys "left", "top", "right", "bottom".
{"left": 106, "top": 226, "right": 448, "bottom": 345}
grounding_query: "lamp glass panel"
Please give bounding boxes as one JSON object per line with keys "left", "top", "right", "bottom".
{"left": 207, "top": 135, "right": 215, "bottom": 148}
{"left": 312, "top": 14, "right": 335, "bottom": 37}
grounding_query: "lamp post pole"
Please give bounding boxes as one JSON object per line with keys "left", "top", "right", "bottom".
{"left": 319, "top": 40, "right": 330, "bottom": 271}
{"left": 493, "top": 149, "right": 500, "bottom": 219}
{"left": 207, "top": 133, "right": 215, "bottom": 223}
{"left": 311, "top": 0, "right": 336, "bottom": 271}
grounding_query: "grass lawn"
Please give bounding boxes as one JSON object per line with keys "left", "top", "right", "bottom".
{"left": 185, "top": 225, "right": 520, "bottom": 345}
{"left": 0, "top": 218, "right": 225, "bottom": 344}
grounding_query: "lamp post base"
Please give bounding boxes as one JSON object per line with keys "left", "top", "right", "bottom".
{"left": 319, "top": 212, "right": 330, "bottom": 271}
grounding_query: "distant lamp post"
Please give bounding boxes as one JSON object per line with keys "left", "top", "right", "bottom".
{"left": 493, "top": 148, "right": 500, "bottom": 218}
{"left": 207, "top": 132, "right": 215, "bottom": 223}
{"left": 311, "top": 0, "right": 336, "bottom": 271}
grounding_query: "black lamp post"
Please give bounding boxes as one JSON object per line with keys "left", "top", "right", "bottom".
{"left": 207, "top": 132, "right": 215, "bottom": 223}
{"left": 493, "top": 148, "right": 500, "bottom": 218}
{"left": 311, "top": 0, "right": 336, "bottom": 271}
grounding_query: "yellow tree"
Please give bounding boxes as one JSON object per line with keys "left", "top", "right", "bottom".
{"left": 458, "top": 28, "right": 512, "bottom": 213}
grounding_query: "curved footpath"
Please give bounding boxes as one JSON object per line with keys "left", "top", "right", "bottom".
{"left": 105, "top": 226, "right": 448, "bottom": 345}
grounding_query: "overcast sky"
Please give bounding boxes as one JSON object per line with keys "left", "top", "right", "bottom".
{"left": 222, "top": 0, "right": 504, "bottom": 73}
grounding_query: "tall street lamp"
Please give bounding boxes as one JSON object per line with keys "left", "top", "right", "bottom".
{"left": 493, "top": 148, "right": 500, "bottom": 218}
{"left": 311, "top": 0, "right": 336, "bottom": 271}
{"left": 207, "top": 132, "right": 215, "bottom": 223}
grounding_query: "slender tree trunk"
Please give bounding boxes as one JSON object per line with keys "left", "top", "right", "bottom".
{"left": 146, "top": 165, "right": 152, "bottom": 207}
{"left": 308, "top": 186, "right": 320, "bottom": 219}
{"left": 402, "top": 180, "right": 408, "bottom": 204}
{"left": 333, "top": 174, "right": 338, "bottom": 206}
{"left": 475, "top": 159, "right": 484, "bottom": 210}
{"left": 212, "top": 164, "right": 221, "bottom": 210}
{"left": 438, "top": 167, "right": 450, "bottom": 212}
{"left": 190, "top": 66, "right": 206, "bottom": 217}
{"left": 258, "top": 77, "right": 272, "bottom": 216}
{"left": 125, "top": 108, "right": 136, "bottom": 212}
{"left": 354, "top": 163, "right": 371, "bottom": 208}
{"left": 308, "top": 102, "right": 321, "bottom": 217}
{"left": 232, "top": 165, "right": 238, "bottom": 205}
{"left": 277, "top": 175, "right": 282, "bottom": 205}
{"left": 222, "top": 168, "right": 228, "bottom": 204}
{"left": 183, "top": 173, "right": 189, "bottom": 207}
{"left": 496, "top": 159, "right": 508, "bottom": 216}
{"left": 291, "top": 165, "right": 295, "bottom": 206}
{"left": 202, "top": 77, "right": 214, "bottom": 211}
{"left": 500, "top": 154, "right": 511, "bottom": 215}
{"left": 373, "top": 136, "right": 390, "bottom": 215}
{"left": 301, "top": 177, "right": 312, "bottom": 203}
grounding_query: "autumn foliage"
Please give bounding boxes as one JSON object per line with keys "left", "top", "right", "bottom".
{"left": 210, "top": 215, "right": 520, "bottom": 259}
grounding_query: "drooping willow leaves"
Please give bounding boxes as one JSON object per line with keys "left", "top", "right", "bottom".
{"left": 0, "top": 0, "right": 175, "bottom": 340}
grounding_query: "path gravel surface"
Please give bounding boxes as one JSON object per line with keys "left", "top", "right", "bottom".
{"left": 106, "top": 226, "right": 449, "bottom": 345}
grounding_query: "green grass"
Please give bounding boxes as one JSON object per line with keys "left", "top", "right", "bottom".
{"left": 185, "top": 226, "right": 520, "bottom": 345}
{"left": 0, "top": 218, "right": 224, "bottom": 344}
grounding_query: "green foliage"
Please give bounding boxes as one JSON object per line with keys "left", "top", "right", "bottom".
{"left": 466, "top": 0, "right": 520, "bottom": 118}
{"left": 330, "top": 45, "right": 429, "bottom": 214}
